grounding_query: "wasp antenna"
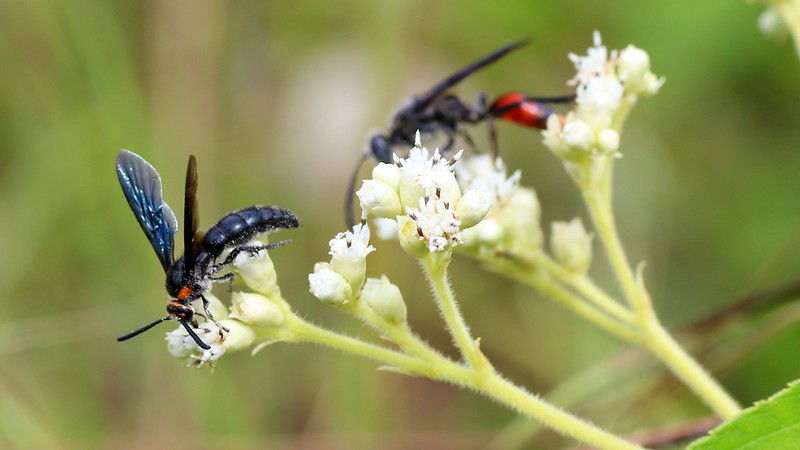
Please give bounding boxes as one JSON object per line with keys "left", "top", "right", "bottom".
{"left": 180, "top": 320, "right": 211, "bottom": 350}
{"left": 117, "top": 315, "right": 171, "bottom": 342}
{"left": 345, "top": 152, "right": 370, "bottom": 228}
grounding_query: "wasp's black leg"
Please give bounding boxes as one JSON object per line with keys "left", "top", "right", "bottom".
{"left": 211, "top": 240, "right": 293, "bottom": 272}
{"left": 440, "top": 134, "right": 456, "bottom": 153}
{"left": 477, "top": 92, "right": 499, "bottom": 158}
{"left": 456, "top": 129, "right": 477, "bottom": 153}
{"left": 199, "top": 294, "right": 230, "bottom": 337}
{"left": 209, "top": 272, "right": 235, "bottom": 282}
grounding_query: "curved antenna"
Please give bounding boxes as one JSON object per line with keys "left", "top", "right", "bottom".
{"left": 117, "top": 315, "right": 170, "bottom": 342}
{"left": 179, "top": 320, "right": 211, "bottom": 350}
{"left": 345, "top": 152, "right": 370, "bottom": 228}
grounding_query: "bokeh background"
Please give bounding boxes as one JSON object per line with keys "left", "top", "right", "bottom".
{"left": 1, "top": 1, "right": 799, "bottom": 449}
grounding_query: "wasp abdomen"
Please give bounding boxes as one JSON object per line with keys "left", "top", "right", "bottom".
{"left": 202, "top": 206, "right": 300, "bottom": 256}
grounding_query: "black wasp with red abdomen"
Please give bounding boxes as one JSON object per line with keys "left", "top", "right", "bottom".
{"left": 345, "top": 40, "right": 575, "bottom": 226}
{"left": 116, "top": 150, "right": 299, "bottom": 349}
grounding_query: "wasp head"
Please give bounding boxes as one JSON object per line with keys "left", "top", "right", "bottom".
{"left": 166, "top": 300, "right": 195, "bottom": 322}
{"left": 369, "top": 134, "right": 393, "bottom": 164}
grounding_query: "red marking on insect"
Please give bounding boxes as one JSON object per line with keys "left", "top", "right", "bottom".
{"left": 177, "top": 286, "right": 192, "bottom": 300}
{"left": 490, "top": 92, "right": 559, "bottom": 129}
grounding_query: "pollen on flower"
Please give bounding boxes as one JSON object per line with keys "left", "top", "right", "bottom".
{"left": 392, "top": 134, "right": 463, "bottom": 207}
{"left": 543, "top": 31, "right": 663, "bottom": 159}
{"left": 165, "top": 322, "right": 226, "bottom": 367}
{"left": 329, "top": 223, "right": 375, "bottom": 262}
{"left": 406, "top": 194, "right": 463, "bottom": 252}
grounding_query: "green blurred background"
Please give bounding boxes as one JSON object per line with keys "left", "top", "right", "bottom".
{"left": 1, "top": 1, "right": 799, "bottom": 449}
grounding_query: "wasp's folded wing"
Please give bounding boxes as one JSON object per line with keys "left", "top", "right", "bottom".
{"left": 411, "top": 40, "right": 529, "bottom": 114}
{"left": 116, "top": 150, "right": 178, "bottom": 271}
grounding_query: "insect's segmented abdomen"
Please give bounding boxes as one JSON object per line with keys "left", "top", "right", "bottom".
{"left": 202, "top": 206, "right": 300, "bottom": 256}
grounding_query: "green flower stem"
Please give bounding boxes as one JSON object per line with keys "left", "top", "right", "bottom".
{"left": 532, "top": 252, "right": 635, "bottom": 324}
{"left": 283, "top": 312, "right": 434, "bottom": 375}
{"left": 351, "top": 300, "right": 446, "bottom": 364}
{"left": 477, "top": 375, "right": 644, "bottom": 450}
{"left": 580, "top": 175, "right": 741, "bottom": 419}
{"left": 422, "top": 251, "right": 490, "bottom": 371}
{"left": 643, "top": 319, "right": 742, "bottom": 419}
{"left": 281, "top": 304, "right": 643, "bottom": 449}
{"left": 480, "top": 252, "right": 642, "bottom": 344}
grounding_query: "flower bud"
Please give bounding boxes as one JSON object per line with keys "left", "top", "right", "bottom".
{"left": 397, "top": 215, "right": 428, "bottom": 258}
{"left": 499, "top": 188, "right": 542, "bottom": 252}
{"left": 229, "top": 292, "right": 284, "bottom": 328}
{"left": 597, "top": 128, "right": 620, "bottom": 154}
{"left": 327, "top": 223, "right": 374, "bottom": 290}
{"left": 361, "top": 276, "right": 407, "bottom": 324}
{"left": 461, "top": 218, "right": 502, "bottom": 247}
{"left": 374, "top": 218, "right": 399, "bottom": 241}
{"left": 357, "top": 179, "right": 402, "bottom": 219}
{"left": 397, "top": 179, "right": 427, "bottom": 211}
{"left": 218, "top": 319, "right": 256, "bottom": 352}
{"left": 372, "top": 162, "right": 401, "bottom": 191}
{"left": 234, "top": 242, "right": 278, "bottom": 296}
{"left": 331, "top": 256, "right": 367, "bottom": 292}
{"left": 455, "top": 189, "right": 491, "bottom": 229}
{"left": 551, "top": 218, "right": 593, "bottom": 273}
{"left": 563, "top": 120, "right": 595, "bottom": 151}
{"left": 618, "top": 45, "right": 650, "bottom": 92}
{"left": 309, "top": 262, "right": 352, "bottom": 305}
{"left": 200, "top": 293, "right": 228, "bottom": 322}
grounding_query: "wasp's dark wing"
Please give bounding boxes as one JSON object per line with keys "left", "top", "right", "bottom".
{"left": 410, "top": 40, "right": 529, "bottom": 114}
{"left": 183, "top": 155, "right": 201, "bottom": 275}
{"left": 116, "top": 150, "right": 178, "bottom": 271}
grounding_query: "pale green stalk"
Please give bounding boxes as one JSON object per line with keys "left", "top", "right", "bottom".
{"left": 422, "top": 251, "right": 489, "bottom": 371}
{"left": 580, "top": 172, "right": 741, "bottom": 419}
{"left": 487, "top": 253, "right": 643, "bottom": 344}
{"left": 531, "top": 252, "right": 635, "bottom": 324}
{"left": 275, "top": 296, "right": 643, "bottom": 449}
{"left": 347, "top": 299, "right": 446, "bottom": 364}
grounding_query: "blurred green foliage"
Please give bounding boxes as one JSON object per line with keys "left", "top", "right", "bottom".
{"left": 0, "top": 1, "right": 799, "bottom": 448}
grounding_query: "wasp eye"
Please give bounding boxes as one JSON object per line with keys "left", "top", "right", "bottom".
{"left": 370, "top": 135, "right": 393, "bottom": 164}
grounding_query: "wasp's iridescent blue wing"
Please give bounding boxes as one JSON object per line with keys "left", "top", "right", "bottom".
{"left": 116, "top": 150, "right": 178, "bottom": 271}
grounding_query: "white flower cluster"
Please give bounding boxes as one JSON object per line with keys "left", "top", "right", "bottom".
{"left": 165, "top": 240, "right": 286, "bottom": 366}
{"left": 543, "top": 31, "right": 664, "bottom": 160}
{"left": 309, "top": 223, "right": 374, "bottom": 304}
{"left": 455, "top": 155, "right": 542, "bottom": 254}
{"left": 309, "top": 224, "right": 407, "bottom": 323}
{"left": 356, "top": 132, "right": 491, "bottom": 254}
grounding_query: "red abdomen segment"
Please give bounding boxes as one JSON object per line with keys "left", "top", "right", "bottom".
{"left": 490, "top": 92, "right": 555, "bottom": 129}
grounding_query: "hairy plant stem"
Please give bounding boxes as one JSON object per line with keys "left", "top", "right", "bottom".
{"left": 580, "top": 171, "right": 741, "bottom": 419}
{"left": 422, "top": 251, "right": 489, "bottom": 371}
{"left": 276, "top": 297, "right": 643, "bottom": 450}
